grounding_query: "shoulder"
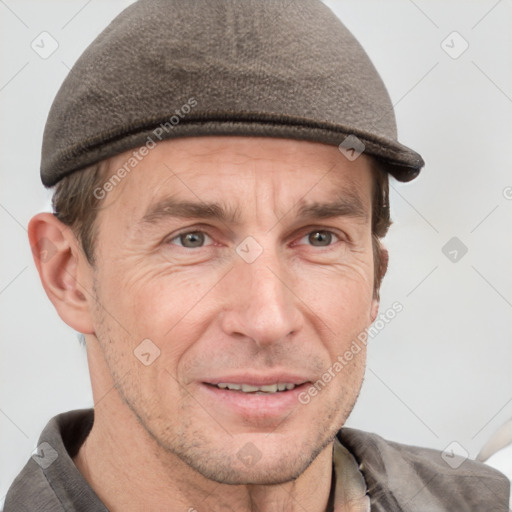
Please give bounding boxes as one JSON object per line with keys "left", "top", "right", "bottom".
{"left": 3, "top": 458, "right": 64, "bottom": 512}
{"left": 337, "top": 427, "right": 511, "bottom": 511}
{"left": 4, "top": 409, "right": 97, "bottom": 512}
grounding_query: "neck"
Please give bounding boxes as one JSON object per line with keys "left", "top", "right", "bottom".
{"left": 73, "top": 342, "right": 334, "bottom": 512}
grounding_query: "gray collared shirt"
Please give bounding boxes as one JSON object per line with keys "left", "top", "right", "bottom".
{"left": 4, "top": 409, "right": 510, "bottom": 511}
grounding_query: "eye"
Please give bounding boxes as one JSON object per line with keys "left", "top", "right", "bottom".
{"left": 299, "top": 230, "right": 340, "bottom": 247}
{"left": 168, "top": 231, "right": 212, "bottom": 248}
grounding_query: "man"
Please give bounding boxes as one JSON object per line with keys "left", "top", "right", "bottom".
{"left": 5, "top": 0, "right": 510, "bottom": 510}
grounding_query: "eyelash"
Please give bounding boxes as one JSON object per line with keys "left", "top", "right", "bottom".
{"left": 166, "top": 228, "right": 343, "bottom": 249}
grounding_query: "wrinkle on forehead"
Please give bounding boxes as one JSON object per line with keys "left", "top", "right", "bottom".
{"left": 96, "top": 137, "right": 374, "bottom": 233}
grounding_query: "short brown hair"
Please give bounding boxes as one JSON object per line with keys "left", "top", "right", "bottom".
{"left": 370, "top": 160, "right": 391, "bottom": 297}
{"left": 52, "top": 155, "right": 391, "bottom": 296}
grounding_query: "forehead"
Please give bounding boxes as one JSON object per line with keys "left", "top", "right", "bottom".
{"left": 99, "top": 136, "right": 374, "bottom": 222}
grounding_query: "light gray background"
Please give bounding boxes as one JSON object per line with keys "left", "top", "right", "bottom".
{"left": 1, "top": 0, "right": 511, "bottom": 504}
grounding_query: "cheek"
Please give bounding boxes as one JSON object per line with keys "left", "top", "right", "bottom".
{"left": 293, "top": 261, "right": 374, "bottom": 328}
{"left": 95, "top": 260, "right": 224, "bottom": 358}
{"left": 90, "top": 267, "right": 199, "bottom": 411}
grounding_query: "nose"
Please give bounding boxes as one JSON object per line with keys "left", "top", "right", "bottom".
{"left": 219, "top": 249, "right": 304, "bottom": 347}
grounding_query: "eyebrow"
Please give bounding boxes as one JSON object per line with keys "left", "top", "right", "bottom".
{"left": 138, "top": 193, "right": 368, "bottom": 227}
{"left": 140, "top": 198, "right": 242, "bottom": 225}
{"left": 295, "top": 194, "right": 367, "bottom": 222}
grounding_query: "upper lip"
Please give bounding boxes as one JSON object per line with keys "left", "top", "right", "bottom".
{"left": 204, "top": 373, "right": 311, "bottom": 387}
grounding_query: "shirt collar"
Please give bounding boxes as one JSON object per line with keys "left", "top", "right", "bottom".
{"left": 331, "top": 436, "right": 371, "bottom": 512}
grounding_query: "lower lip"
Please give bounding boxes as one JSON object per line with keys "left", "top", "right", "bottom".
{"left": 200, "top": 383, "right": 310, "bottom": 420}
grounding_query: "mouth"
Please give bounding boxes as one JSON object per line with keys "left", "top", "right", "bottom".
{"left": 199, "top": 376, "right": 311, "bottom": 422}
{"left": 205, "top": 382, "right": 301, "bottom": 394}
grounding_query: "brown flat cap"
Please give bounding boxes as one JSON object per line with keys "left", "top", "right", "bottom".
{"left": 41, "top": 0, "right": 424, "bottom": 187}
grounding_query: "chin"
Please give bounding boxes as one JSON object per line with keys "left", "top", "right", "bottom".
{"left": 185, "top": 452, "right": 314, "bottom": 486}
{"left": 162, "top": 429, "right": 336, "bottom": 486}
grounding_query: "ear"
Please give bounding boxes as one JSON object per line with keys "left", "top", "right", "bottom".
{"left": 370, "top": 244, "right": 389, "bottom": 323}
{"left": 28, "top": 212, "right": 95, "bottom": 334}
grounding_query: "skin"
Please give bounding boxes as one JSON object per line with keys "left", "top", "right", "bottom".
{"left": 29, "top": 136, "right": 387, "bottom": 512}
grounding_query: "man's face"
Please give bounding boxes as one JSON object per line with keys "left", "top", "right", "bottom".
{"left": 86, "top": 136, "right": 377, "bottom": 484}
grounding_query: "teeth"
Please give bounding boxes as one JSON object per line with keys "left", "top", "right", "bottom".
{"left": 215, "top": 383, "right": 297, "bottom": 393}
{"left": 259, "top": 384, "right": 278, "bottom": 393}
{"left": 241, "top": 384, "right": 260, "bottom": 392}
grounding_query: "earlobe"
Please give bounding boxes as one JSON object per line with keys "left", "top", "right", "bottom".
{"left": 370, "top": 298, "right": 380, "bottom": 324}
{"left": 28, "top": 213, "right": 95, "bottom": 334}
{"left": 379, "top": 244, "right": 389, "bottom": 282}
